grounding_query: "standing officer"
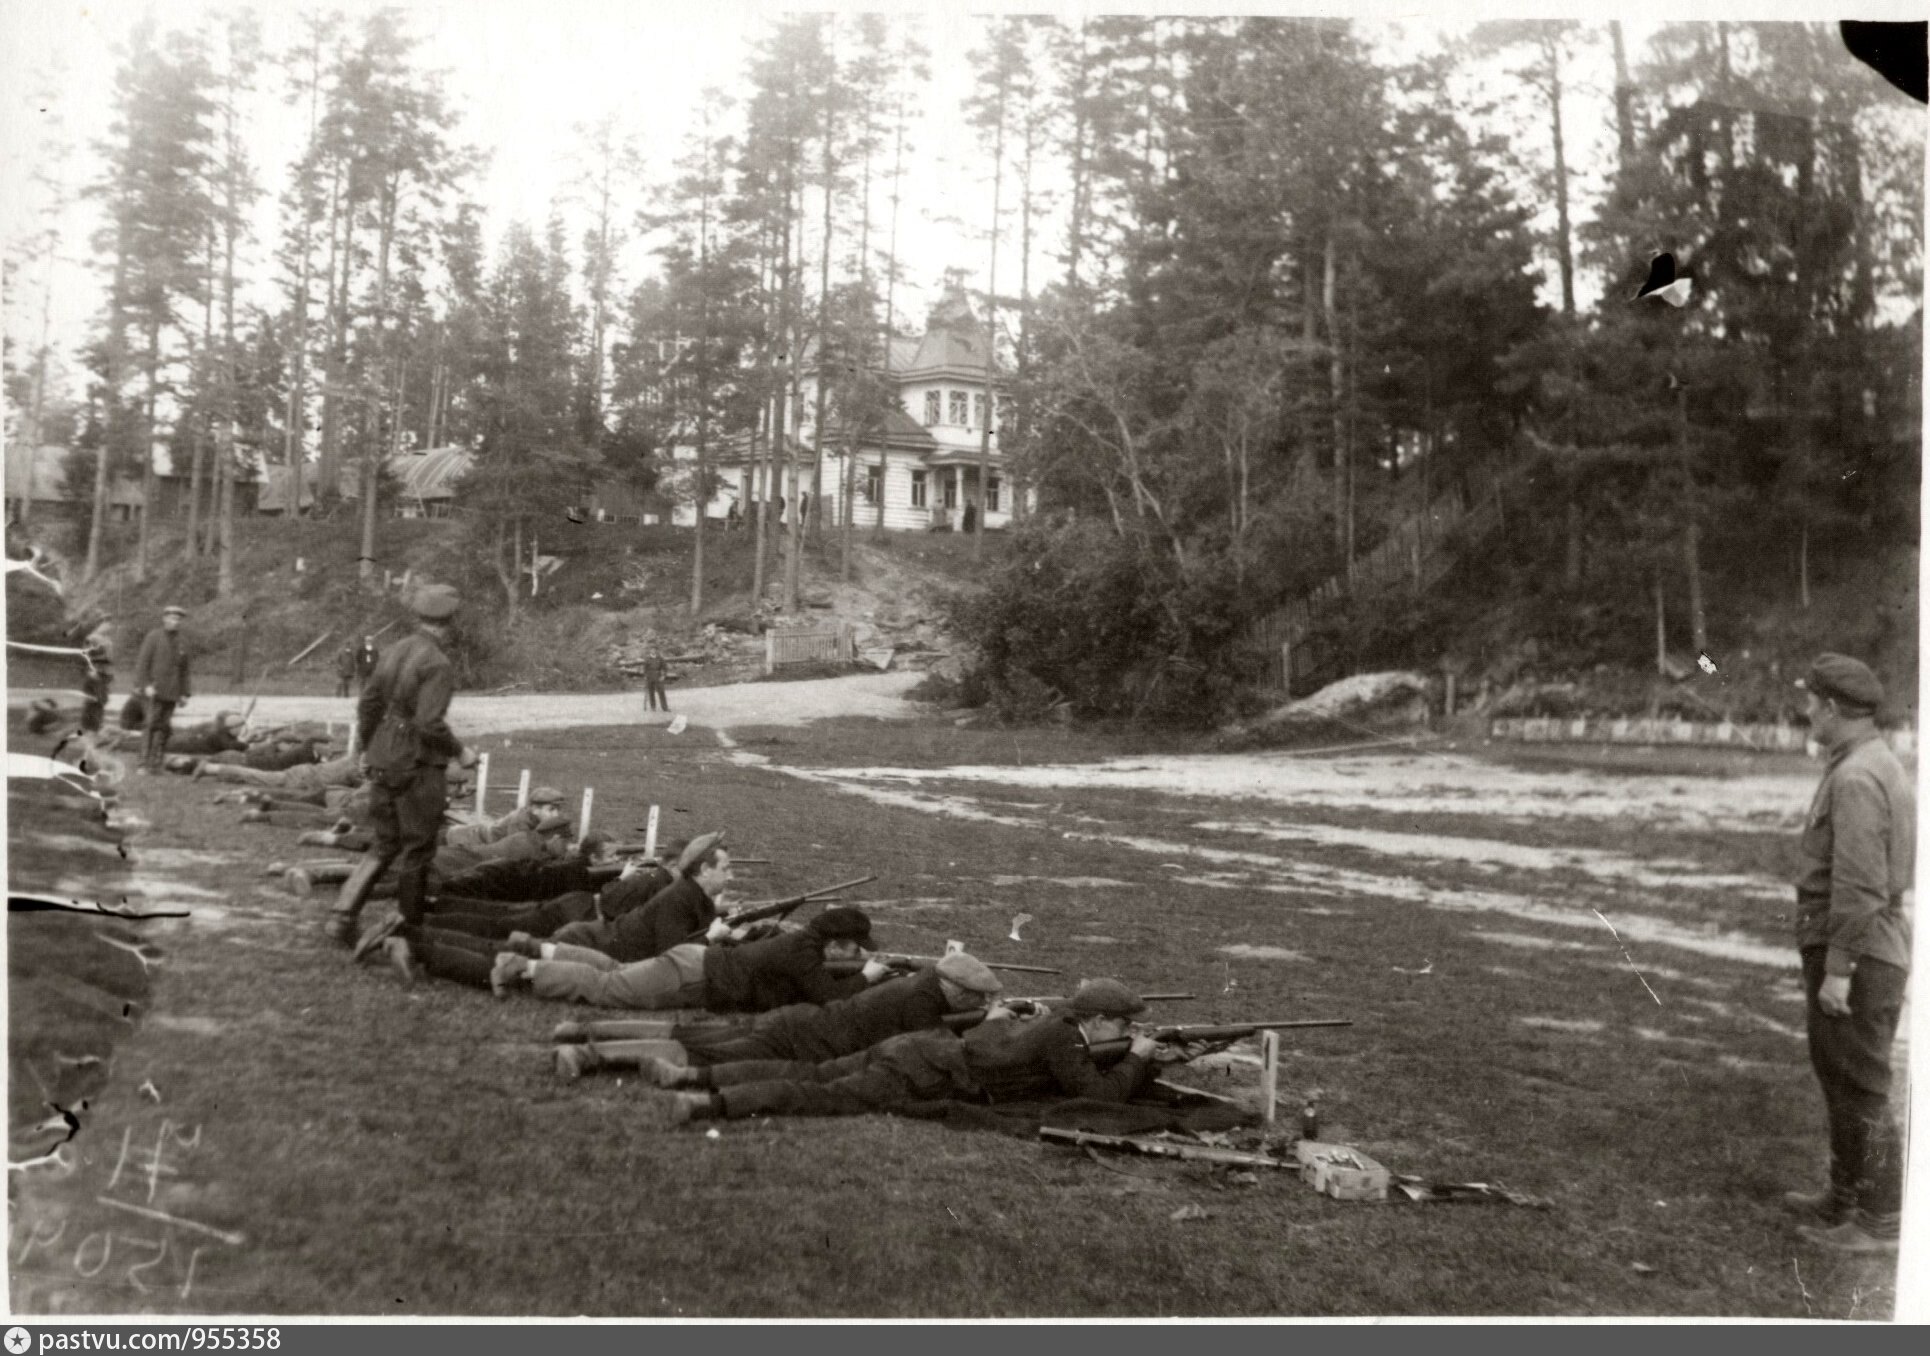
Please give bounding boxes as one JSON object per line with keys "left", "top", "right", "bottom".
{"left": 1783, "top": 653, "right": 1913, "bottom": 1256}
{"left": 130, "top": 604, "right": 192, "bottom": 774}
{"left": 325, "top": 584, "right": 472, "bottom": 950}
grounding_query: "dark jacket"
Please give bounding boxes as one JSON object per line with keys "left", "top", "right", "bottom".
{"left": 131, "top": 628, "right": 191, "bottom": 702}
{"left": 747, "top": 970, "right": 951, "bottom": 1064}
{"left": 606, "top": 875, "right": 715, "bottom": 964}
{"left": 597, "top": 863, "right": 676, "bottom": 921}
{"left": 701, "top": 929, "right": 869, "bottom": 1014}
{"left": 436, "top": 856, "right": 600, "bottom": 903}
{"left": 358, "top": 630, "right": 461, "bottom": 774}
{"left": 166, "top": 721, "right": 247, "bottom": 756}
{"left": 958, "top": 1013, "right": 1150, "bottom": 1104}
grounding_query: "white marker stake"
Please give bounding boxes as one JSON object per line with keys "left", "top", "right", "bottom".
{"left": 516, "top": 768, "right": 531, "bottom": 809}
{"left": 474, "top": 752, "right": 489, "bottom": 814}
{"left": 578, "top": 786, "right": 594, "bottom": 841}
{"left": 643, "top": 804, "right": 660, "bottom": 861}
{"left": 1260, "top": 1030, "right": 1282, "bottom": 1126}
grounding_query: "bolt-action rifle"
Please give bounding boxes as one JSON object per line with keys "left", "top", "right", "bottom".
{"left": 940, "top": 993, "right": 1196, "bottom": 1030}
{"left": 685, "top": 874, "right": 878, "bottom": 942}
{"left": 825, "top": 953, "right": 1062, "bottom": 977}
{"left": 1086, "top": 1018, "right": 1352, "bottom": 1064}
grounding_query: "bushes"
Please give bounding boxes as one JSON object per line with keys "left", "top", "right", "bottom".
{"left": 939, "top": 520, "right": 1256, "bottom": 727}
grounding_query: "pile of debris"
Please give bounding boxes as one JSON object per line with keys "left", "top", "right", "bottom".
{"left": 604, "top": 624, "right": 756, "bottom": 684}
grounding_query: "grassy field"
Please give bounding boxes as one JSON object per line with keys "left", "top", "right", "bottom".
{"left": 5, "top": 708, "right": 1905, "bottom": 1318}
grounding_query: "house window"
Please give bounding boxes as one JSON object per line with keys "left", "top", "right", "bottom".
{"left": 909, "top": 470, "right": 927, "bottom": 508}
{"left": 973, "top": 394, "right": 988, "bottom": 430}
{"left": 987, "top": 476, "right": 1001, "bottom": 512}
{"left": 924, "top": 391, "right": 941, "bottom": 426}
{"left": 864, "top": 464, "right": 884, "bottom": 506}
{"left": 948, "top": 390, "right": 968, "bottom": 425}
{"left": 943, "top": 474, "right": 958, "bottom": 510}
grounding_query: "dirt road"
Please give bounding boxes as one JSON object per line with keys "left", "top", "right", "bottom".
{"left": 182, "top": 670, "right": 928, "bottom": 735}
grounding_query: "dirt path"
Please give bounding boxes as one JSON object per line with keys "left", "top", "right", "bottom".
{"left": 183, "top": 670, "right": 928, "bottom": 735}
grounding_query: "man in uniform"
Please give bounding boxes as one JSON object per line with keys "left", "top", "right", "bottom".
{"left": 563, "top": 952, "right": 1006, "bottom": 1081}
{"left": 653, "top": 978, "right": 1160, "bottom": 1125}
{"left": 130, "top": 604, "right": 192, "bottom": 774}
{"left": 1782, "top": 653, "right": 1913, "bottom": 1256}
{"left": 324, "top": 583, "right": 472, "bottom": 949}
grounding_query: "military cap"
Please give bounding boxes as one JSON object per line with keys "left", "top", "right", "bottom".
{"left": 410, "top": 583, "right": 461, "bottom": 620}
{"left": 808, "top": 907, "right": 873, "bottom": 946}
{"left": 1798, "top": 653, "right": 1884, "bottom": 712}
{"left": 532, "top": 810, "right": 572, "bottom": 835}
{"left": 935, "top": 952, "right": 1002, "bottom": 995}
{"left": 527, "top": 786, "right": 566, "bottom": 806}
{"left": 676, "top": 830, "right": 727, "bottom": 873}
{"left": 161, "top": 604, "right": 187, "bottom": 618}
{"left": 1065, "top": 978, "right": 1147, "bottom": 1019}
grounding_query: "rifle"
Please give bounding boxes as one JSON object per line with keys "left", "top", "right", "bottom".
{"left": 941, "top": 993, "right": 1195, "bottom": 1030}
{"left": 1087, "top": 1018, "right": 1352, "bottom": 1064}
{"left": 587, "top": 846, "right": 773, "bottom": 882}
{"left": 685, "top": 874, "right": 878, "bottom": 942}
{"left": 826, "top": 953, "right": 1062, "bottom": 977}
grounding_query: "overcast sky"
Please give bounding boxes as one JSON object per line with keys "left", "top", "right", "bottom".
{"left": 1, "top": 0, "right": 1920, "bottom": 396}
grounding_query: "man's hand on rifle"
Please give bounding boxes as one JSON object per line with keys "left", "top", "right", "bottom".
{"left": 860, "top": 956, "right": 893, "bottom": 983}
{"left": 1127, "top": 1034, "right": 1160, "bottom": 1061}
{"left": 704, "top": 917, "right": 735, "bottom": 944}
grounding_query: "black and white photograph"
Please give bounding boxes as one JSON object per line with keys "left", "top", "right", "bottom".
{"left": 2, "top": 0, "right": 1923, "bottom": 1322}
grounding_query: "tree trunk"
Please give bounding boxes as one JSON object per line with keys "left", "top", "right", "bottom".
{"left": 808, "top": 108, "right": 835, "bottom": 542}
{"left": 1653, "top": 572, "right": 1667, "bottom": 677}
{"left": 1323, "top": 233, "right": 1345, "bottom": 567}
{"left": 783, "top": 167, "right": 806, "bottom": 613}
{"left": 1683, "top": 522, "right": 1707, "bottom": 656}
{"left": 977, "top": 67, "right": 1007, "bottom": 561}
{"left": 135, "top": 324, "right": 160, "bottom": 583}
{"left": 1546, "top": 34, "right": 1575, "bottom": 317}
{"left": 319, "top": 158, "right": 348, "bottom": 505}
{"left": 362, "top": 174, "right": 400, "bottom": 586}
{"left": 1564, "top": 498, "right": 1583, "bottom": 590}
{"left": 1609, "top": 21, "right": 1636, "bottom": 167}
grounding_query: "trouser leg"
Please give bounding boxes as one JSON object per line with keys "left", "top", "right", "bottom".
{"left": 415, "top": 934, "right": 497, "bottom": 988}
{"left": 1803, "top": 948, "right": 1907, "bottom": 1232}
{"left": 143, "top": 699, "right": 177, "bottom": 771}
{"left": 327, "top": 777, "right": 403, "bottom": 944}
{"left": 715, "top": 1061, "right": 929, "bottom": 1120}
{"left": 528, "top": 954, "right": 700, "bottom": 1009}
{"left": 392, "top": 765, "right": 446, "bottom": 932}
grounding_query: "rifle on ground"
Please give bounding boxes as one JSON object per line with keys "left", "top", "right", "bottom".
{"left": 1040, "top": 1127, "right": 1299, "bottom": 1171}
{"left": 941, "top": 993, "right": 1195, "bottom": 1030}
{"left": 1088, "top": 1019, "right": 1352, "bottom": 1064}
{"left": 686, "top": 874, "right": 879, "bottom": 942}
{"left": 826, "top": 953, "right": 1062, "bottom": 977}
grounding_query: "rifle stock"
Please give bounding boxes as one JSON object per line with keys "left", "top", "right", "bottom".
{"left": 825, "top": 953, "right": 1062, "bottom": 977}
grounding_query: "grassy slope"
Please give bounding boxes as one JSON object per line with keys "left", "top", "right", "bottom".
{"left": 4, "top": 713, "right": 1897, "bottom": 1318}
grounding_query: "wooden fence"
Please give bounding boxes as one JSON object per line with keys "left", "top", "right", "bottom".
{"left": 764, "top": 623, "right": 854, "bottom": 675}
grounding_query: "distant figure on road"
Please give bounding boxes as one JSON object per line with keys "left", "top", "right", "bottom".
{"left": 130, "top": 604, "right": 192, "bottom": 775}
{"left": 643, "top": 643, "right": 671, "bottom": 713}
{"left": 355, "top": 635, "right": 380, "bottom": 689}
{"left": 335, "top": 642, "right": 356, "bottom": 697}
{"left": 1781, "top": 652, "right": 1913, "bottom": 1257}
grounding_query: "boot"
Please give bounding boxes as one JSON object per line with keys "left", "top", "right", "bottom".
{"left": 641, "top": 1055, "right": 694, "bottom": 1089}
{"left": 555, "top": 1043, "right": 604, "bottom": 1080}
{"left": 324, "top": 851, "right": 390, "bottom": 947}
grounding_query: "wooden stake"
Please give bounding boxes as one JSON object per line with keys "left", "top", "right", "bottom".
{"left": 643, "top": 804, "right": 659, "bottom": 861}
{"left": 474, "top": 752, "right": 489, "bottom": 814}
{"left": 578, "top": 786, "right": 594, "bottom": 841}
{"left": 516, "top": 768, "right": 531, "bottom": 808}
{"left": 1260, "top": 1029, "right": 1282, "bottom": 1125}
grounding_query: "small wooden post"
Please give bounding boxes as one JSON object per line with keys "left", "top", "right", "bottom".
{"left": 1444, "top": 671, "right": 1457, "bottom": 718}
{"left": 764, "top": 630, "right": 775, "bottom": 677}
{"left": 1260, "top": 1030, "right": 1282, "bottom": 1126}
{"left": 643, "top": 804, "right": 660, "bottom": 861}
{"left": 516, "top": 768, "right": 531, "bottom": 808}
{"left": 474, "top": 752, "right": 489, "bottom": 813}
{"left": 578, "top": 786, "right": 594, "bottom": 841}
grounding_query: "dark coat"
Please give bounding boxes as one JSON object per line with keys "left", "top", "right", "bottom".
{"left": 597, "top": 863, "right": 676, "bottom": 921}
{"left": 701, "top": 929, "right": 870, "bottom": 1013}
{"left": 747, "top": 970, "right": 951, "bottom": 1063}
{"left": 958, "top": 1013, "right": 1150, "bottom": 1104}
{"left": 166, "top": 721, "right": 248, "bottom": 756}
{"left": 359, "top": 630, "right": 461, "bottom": 773}
{"left": 435, "top": 856, "right": 601, "bottom": 903}
{"left": 605, "top": 875, "right": 715, "bottom": 963}
{"left": 131, "top": 628, "right": 191, "bottom": 702}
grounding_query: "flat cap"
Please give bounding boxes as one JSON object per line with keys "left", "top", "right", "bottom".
{"left": 935, "top": 952, "right": 1002, "bottom": 995}
{"left": 1799, "top": 653, "right": 1884, "bottom": 711}
{"left": 808, "top": 907, "right": 873, "bottom": 946}
{"left": 161, "top": 604, "right": 187, "bottom": 617}
{"left": 676, "top": 830, "right": 727, "bottom": 873}
{"left": 532, "top": 810, "right": 572, "bottom": 835}
{"left": 410, "top": 583, "right": 461, "bottom": 620}
{"left": 527, "top": 786, "right": 565, "bottom": 806}
{"left": 1065, "top": 978, "right": 1147, "bottom": 1019}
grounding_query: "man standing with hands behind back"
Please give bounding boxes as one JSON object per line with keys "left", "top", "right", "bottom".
{"left": 325, "top": 583, "right": 475, "bottom": 951}
{"left": 1783, "top": 652, "right": 1914, "bottom": 1256}
{"left": 131, "top": 604, "right": 192, "bottom": 775}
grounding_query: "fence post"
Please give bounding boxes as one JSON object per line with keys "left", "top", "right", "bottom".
{"left": 764, "top": 630, "right": 775, "bottom": 677}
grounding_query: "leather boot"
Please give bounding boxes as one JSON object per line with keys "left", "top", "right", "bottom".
{"left": 324, "top": 852, "right": 390, "bottom": 947}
